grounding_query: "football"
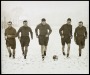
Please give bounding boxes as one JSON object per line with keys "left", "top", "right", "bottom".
{"left": 53, "top": 55, "right": 58, "bottom": 61}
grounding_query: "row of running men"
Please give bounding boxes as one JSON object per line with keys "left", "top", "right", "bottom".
{"left": 4, "top": 18, "right": 87, "bottom": 60}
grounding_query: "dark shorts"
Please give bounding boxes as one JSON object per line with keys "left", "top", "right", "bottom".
{"left": 61, "top": 36, "right": 71, "bottom": 46}
{"left": 76, "top": 36, "right": 85, "bottom": 46}
{"left": 20, "top": 36, "right": 30, "bottom": 47}
{"left": 38, "top": 35, "right": 49, "bottom": 46}
{"left": 6, "top": 38, "right": 16, "bottom": 49}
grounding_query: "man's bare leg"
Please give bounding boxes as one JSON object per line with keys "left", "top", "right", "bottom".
{"left": 67, "top": 44, "right": 70, "bottom": 57}
{"left": 62, "top": 45, "right": 65, "bottom": 55}
{"left": 7, "top": 47, "right": 12, "bottom": 57}
{"left": 81, "top": 45, "right": 85, "bottom": 49}
{"left": 79, "top": 45, "right": 82, "bottom": 57}
{"left": 41, "top": 45, "right": 44, "bottom": 60}
{"left": 13, "top": 49, "right": 15, "bottom": 59}
{"left": 22, "top": 47, "right": 24, "bottom": 56}
{"left": 44, "top": 46, "right": 47, "bottom": 56}
{"left": 24, "top": 46, "right": 28, "bottom": 59}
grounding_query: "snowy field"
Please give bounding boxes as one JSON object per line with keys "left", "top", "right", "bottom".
{"left": 1, "top": 26, "right": 89, "bottom": 74}
{"left": 1, "top": 1, "right": 89, "bottom": 74}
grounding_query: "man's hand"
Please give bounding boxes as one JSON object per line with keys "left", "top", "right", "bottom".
{"left": 61, "top": 35, "right": 64, "bottom": 38}
{"left": 7, "top": 35, "right": 12, "bottom": 38}
{"left": 46, "top": 34, "right": 49, "bottom": 37}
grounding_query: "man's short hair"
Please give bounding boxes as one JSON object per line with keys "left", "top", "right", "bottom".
{"left": 8, "top": 21, "right": 12, "bottom": 24}
{"left": 79, "top": 21, "right": 83, "bottom": 24}
{"left": 41, "top": 18, "right": 46, "bottom": 21}
{"left": 67, "top": 18, "right": 71, "bottom": 21}
{"left": 23, "top": 20, "right": 27, "bottom": 23}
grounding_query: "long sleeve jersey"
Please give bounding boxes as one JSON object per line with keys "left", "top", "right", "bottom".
{"left": 59, "top": 24, "right": 72, "bottom": 37}
{"left": 17, "top": 26, "right": 33, "bottom": 38}
{"left": 35, "top": 23, "right": 52, "bottom": 36}
{"left": 74, "top": 26, "right": 87, "bottom": 38}
{"left": 5, "top": 27, "right": 16, "bottom": 38}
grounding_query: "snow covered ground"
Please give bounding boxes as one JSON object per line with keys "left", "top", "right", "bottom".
{"left": 1, "top": 26, "right": 89, "bottom": 74}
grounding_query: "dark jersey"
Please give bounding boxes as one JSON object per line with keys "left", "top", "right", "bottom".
{"left": 5, "top": 27, "right": 16, "bottom": 38}
{"left": 59, "top": 24, "right": 72, "bottom": 37}
{"left": 74, "top": 26, "right": 87, "bottom": 38}
{"left": 17, "top": 26, "right": 33, "bottom": 38}
{"left": 35, "top": 23, "right": 52, "bottom": 36}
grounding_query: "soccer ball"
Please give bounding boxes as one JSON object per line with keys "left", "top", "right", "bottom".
{"left": 53, "top": 55, "right": 58, "bottom": 61}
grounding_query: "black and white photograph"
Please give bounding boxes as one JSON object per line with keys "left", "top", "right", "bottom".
{"left": 1, "top": 1, "right": 89, "bottom": 74}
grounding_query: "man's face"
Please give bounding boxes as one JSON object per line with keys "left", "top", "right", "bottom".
{"left": 41, "top": 21, "right": 46, "bottom": 25}
{"left": 79, "top": 23, "right": 83, "bottom": 27}
{"left": 67, "top": 20, "right": 71, "bottom": 25}
{"left": 23, "top": 22, "right": 27, "bottom": 26}
{"left": 8, "top": 22, "right": 12, "bottom": 28}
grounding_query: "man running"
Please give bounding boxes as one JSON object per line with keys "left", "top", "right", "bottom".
{"left": 17, "top": 20, "right": 33, "bottom": 59}
{"left": 74, "top": 21, "right": 87, "bottom": 57}
{"left": 5, "top": 21, "right": 16, "bottom": 59}
{"left": 35, "top": 18, "right": 52, "bottom": 61}
{"left": 59, "top": 18, "right": 72, "bottom": 57}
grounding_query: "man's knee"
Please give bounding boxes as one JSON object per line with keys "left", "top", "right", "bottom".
{"left": 7, "top": 47, "right": 10, "bottom": 50}
{"left": 62, "top": 45, "right": 65, "bottom": 50}
{"left": 25, "top": 46, "right": 28, "bottom": 50}
{"left": 13, "top": 49, "right": 15, "bottom": 54}
{"left": 45, "top": 46, "right": 47, "bottom": 49}
{"left": 67, "top": 44, "right": 70, "bottom": 48}
{"left": 41, "top": 45, "right": 45, "bottom": 48}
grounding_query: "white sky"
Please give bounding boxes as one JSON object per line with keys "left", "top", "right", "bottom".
{"left": 1, "top": 1, "right": 89, "bottom": 27}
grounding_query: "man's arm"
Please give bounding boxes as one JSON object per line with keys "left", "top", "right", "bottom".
{"left": 74, "top": 28, "right": 77, "bottom": 41}
{"left": 85, "top": 27, "right": 87, "bottom": 38}
{"left": 16, "top": 27, "right": 21, "bottom": 38}
{"left": 59, "top": 25, "right": 64, "bottom": 36}
{"left": 70, "top": 25, "right": 72, "bottom": 36}
{"left": 4, "top": 29, "right": 7, "bottom": 40}
{"left": 47, "top": 25, "right": 52, "bottom": 35}
{"left": 70, "top": 25, "right": 72, "bottom": 38}
{"left": 29, "top": 27, "right": 33, "bottom": 39}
